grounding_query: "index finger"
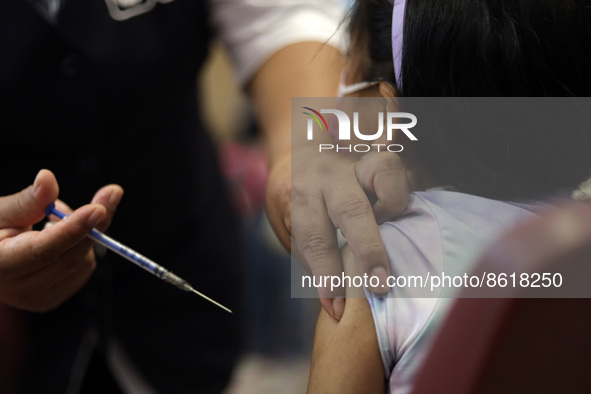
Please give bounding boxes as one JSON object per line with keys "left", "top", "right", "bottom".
{"left": 28, "top": 204, "right": 106, "bottom": 269}
{"left": 290, "top": 186, "right": 348, "bottom": 319}
{"left": 291, "top": 192, "right": 344, "bottom": 294}
{"left": 323, "top": 177, "right": 390, "bottom": 295}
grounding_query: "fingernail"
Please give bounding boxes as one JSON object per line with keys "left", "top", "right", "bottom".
{"left": 88, "top": 207, "right": 104, "bottom": 227}
{"left": 32, "top": 171, "right": 43, "bottom": 196}
{"left": 332, "top": 298, "right": 345, "bottom": 321}
{"left": 370, "top": 266, "right": 389, "bottom": 292}
{"left": 320, "top": 298, "right": 335, "bottom": 319}
{"left": 109, "top": 189, "right": 123, "bottom": 209}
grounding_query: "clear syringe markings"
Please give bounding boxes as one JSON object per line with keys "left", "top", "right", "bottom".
{"left": 45, "top": 203, "right": 232, "bottom": 314}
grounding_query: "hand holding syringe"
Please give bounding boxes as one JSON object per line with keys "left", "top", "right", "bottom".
{"left": 45, "top": 203, "right": 232, "bottom": 314}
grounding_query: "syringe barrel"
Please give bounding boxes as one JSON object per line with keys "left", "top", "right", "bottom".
{"left": 89, "top": 229, "right": 161, "bottom": 275}
{"left": 89, "top": 229, "right": 191, "bottom": 291}
{"left": 46, "top": 203, "right": 196, "bottom": 295}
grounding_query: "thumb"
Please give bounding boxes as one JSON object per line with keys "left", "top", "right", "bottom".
{"left": 0, "top": 170, "right": 59, "bottom": 228}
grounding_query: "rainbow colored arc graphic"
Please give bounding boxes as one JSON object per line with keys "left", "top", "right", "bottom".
{"left": 302, "top": 107, "right": 328, "bottom": 132}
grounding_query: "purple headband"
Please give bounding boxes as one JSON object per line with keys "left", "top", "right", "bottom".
{"left": 390, "top": 0, "right": 407, "bottom": 91}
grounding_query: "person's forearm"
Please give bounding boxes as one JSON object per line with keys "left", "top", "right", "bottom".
{"left": 253, "top": 42, "right": 400, "bottom": 322}
{"left": 247, "top": 41, "right": 345, "bottom": 166}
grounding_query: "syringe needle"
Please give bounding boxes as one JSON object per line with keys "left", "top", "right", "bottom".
{"left": 189, "top": 287, "right": 233, "bottom": 314}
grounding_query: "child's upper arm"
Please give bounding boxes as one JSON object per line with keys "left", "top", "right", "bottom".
{"left": 307, "top": 246, "right": 386, "bottom": 394}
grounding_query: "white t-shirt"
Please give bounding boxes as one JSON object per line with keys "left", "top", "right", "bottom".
{"left": 211, "top": 0, "right": 346, "bottom": 84}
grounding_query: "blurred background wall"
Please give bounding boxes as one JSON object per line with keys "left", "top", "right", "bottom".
{"left": 198, "top": 42, "right": 319, "bottom": 394}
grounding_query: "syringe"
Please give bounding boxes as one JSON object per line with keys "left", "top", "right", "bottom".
{"left": 45, "top": 203, "right": 232, "bottom": 314}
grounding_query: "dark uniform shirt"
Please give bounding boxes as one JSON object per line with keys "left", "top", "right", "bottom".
{"left": 0, "top": 1, "right": 242, "bottom": 392}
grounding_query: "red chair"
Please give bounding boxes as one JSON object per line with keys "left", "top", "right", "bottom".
{"left": 412, "top": 202, "right": 591, "bottom": 394}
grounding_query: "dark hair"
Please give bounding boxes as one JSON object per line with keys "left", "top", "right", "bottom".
{"left": 348, "top": 0, "right": 395, "bottom": 84}
{"left": 349, "top": 0, "right": 591, "bottom": 200}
